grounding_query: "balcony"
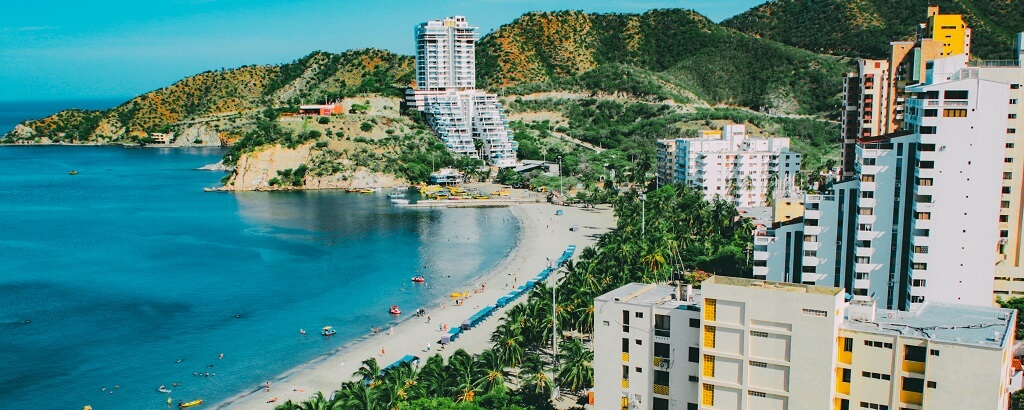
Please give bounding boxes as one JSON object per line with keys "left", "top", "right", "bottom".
{"left": 653, "top": 357, "right": 671, "bottom": 368}
{"left": 621, "top": 353, "right": 629, "bottom": 362}
{"left": 901, "top": 391, "right": 923, "bottom": 406}
{"left": 653, "top": 384, "right": 670, "bottom": 396}
{"left": 621, "top": 379, "right": 629, "bottom": 388}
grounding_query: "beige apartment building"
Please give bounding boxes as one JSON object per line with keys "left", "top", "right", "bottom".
{"left": 593, "top": 277, "right": 1016, "bottom": 410}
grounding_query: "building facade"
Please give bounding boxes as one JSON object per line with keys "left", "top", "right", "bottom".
{"left": 655, "top": 139, "right": 677, "bottom": 188}
{"left": 663, "top": 125, "right": 800, "bottom": 208}
{"left": 593, "top": 278, "right": 1016, "bottom": 410}
{"left": 407, "top": 16, "right": 517, "bottom": 167}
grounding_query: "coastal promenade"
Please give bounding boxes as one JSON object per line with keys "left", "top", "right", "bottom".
{"left": 217, "top": 202, "right": 617, "bottom": 408}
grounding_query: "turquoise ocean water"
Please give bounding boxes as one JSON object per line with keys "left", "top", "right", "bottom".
{"left": 0, "top": 146, "right": 518, "bottom": 409}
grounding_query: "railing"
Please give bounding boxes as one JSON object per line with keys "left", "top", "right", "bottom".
{"left": 621, "top": 379, "right": 629, "bottom": 388}
{"left": 653, "top": 384, "right": 670, "bottom": 395}
{"left": 967, "top": 60, "right": 1021, "bottom": 67}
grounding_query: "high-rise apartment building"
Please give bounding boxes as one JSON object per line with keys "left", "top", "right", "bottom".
{"left": 758, "top": 55, "right": 1013, "bottom": 310}
{"left": 655, "top": 139, "right": 677, "bottom": 188}
{"left": 414, "top": 16, "right": 476, "bottom": 91}
{"left": 593, "top": 278, "right": 1017, "bottom": 410}
{"left": 839, "top": 6, "right": 971, "bottom": 176}
{"left": 655, "top": 125, "right": 800, "bottom": 208}
{"left": 407, "top": 16, "right": 517, "bottom": 168}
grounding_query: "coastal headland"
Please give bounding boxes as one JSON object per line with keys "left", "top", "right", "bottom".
{"left": 216, "top": 202, "right": 616, "bottom": 408}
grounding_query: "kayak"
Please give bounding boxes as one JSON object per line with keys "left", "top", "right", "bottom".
{"left": 450, "top": 292, "right": 469, "bottom": 298}
{"left": 179, "top": 399, "right": 203, "bottom": 408}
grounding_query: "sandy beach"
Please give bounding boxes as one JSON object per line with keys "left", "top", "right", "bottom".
{"left": 217, "top": 201, "right": 617, "bottom": 408}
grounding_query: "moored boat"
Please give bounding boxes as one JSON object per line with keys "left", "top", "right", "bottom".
{"left": 178, "top": 399, "right": 202, "bottom": 408}
{"left": 411, "top": 275, "right": 425, "bottom": 283}
{"left": 359, "top": 188, "right": 375, "bottom": 194}
{"left": 321, "top": 326, "right": 336, "bottom": 336}
{"left": 390, "top": 198, "right": 410, "bottom": 205}
{"left": 389, "top": 305, "right": 401, "bottom": 315}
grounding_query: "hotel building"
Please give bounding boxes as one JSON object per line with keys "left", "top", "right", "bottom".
{"left": 593, "top": 278, "right": 1016, "bottom": 410}
{"left": 656, "top": 125, "right": 800, "bottom": 208}
{"left": 407, "top": 16, "right": 518, "bottom": 167}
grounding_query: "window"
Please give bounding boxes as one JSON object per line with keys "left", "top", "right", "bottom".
{"left": 689, "top": 318, "right": 699, "bottom": 328}
{"left": 802, "top": 308, "right": 828, "bottom": 317}
{"left": 1009, "top": 143, "right": 1017, "bottom": 149}
{"left": 635, "top": 339, "right": 642, "bottom": 346}
{"left": 751, "top": 330, "right": 769, "bottom": 338}
{"left": 804, "top": 250, "right": 817, "bottom": 257}
{"left": 917, "top": 177, "right": 933, "bottom": 186}
{"left": 905, "top": 345, "right": 927, "bottom": 362}
{"left": 1008, "top": 158, "right": 1016, "bottom": 163}
{"left": 622, "top": 311, "right": 630, "bottom": 332}
{"left": 914, "top": 246, "right": 929, "bottom": 254}
{"left": 653, "top": 398, "right": 669, "bottom": 410}
{"left": 859, "top": 207, "right": 874, "bottom": 215}
{"left": 912, "top": 263, "right": 927, "bottom": 270}
{"left": 920, "top": 126, "right": 937, "bottom": 134}
{"left": 862, "top": 371, "right": 891, "bottom": 380}
{"left": 1001, "top": 215, "right": 1010, "bottom": 222}
{"left": 750, "top": 361, "right": 768, "bottom": 368}
{"left": 1005, "top": 172, "right": 1014, "bottom": 180}
{"left": 927, "top": 381, "right": 938, "bottom": 388}
{"left": 655, "top": 314, "right": 671, "bottom": 337}
{"left": 863, "top": 157, "right": 877, "bottom": 165}
{"left": 1012, "top": 99, "right": 1019, "bottom": 105}
{"left": 689, "top": 347, "right": 699, "bottom": 363}
{"left": 1013, "top": 84, "right": 1022, "bottom": 90}
{"left": 688, "top": 404, "right": 698, "bottom": 410}
{"left": 635, "top": 311, "right": 644, "bottom": 318}
{"left": 902, "top": 376, "right": 925, "bottom": 393}
{"left": 702, "top": 384, "right": 714, "bottom": 406}
{"left": 702, "top": 355, "right": 715, "bottom": 377}
{"left": 749, "top": 391, "right": 767, "bottom": 398}
{"left": 622, "top": 365, "right": 629, "bottom": 380}
{"left": 1002, "top": 230, "right": 1010, "bottom": 238}
{"left": 945, "top": 90, "right": 969, "bottom": 99}
{"left": 912, "top": 279, "right": 927, "bottom": 287}
{"left": 1010, "top": 129, "right": 1018, "bottom": 134}
{"left": 859, "top": 224, "right": 873, "bottom": 231}
{"left": 943, "top": 108, "right": 967, "bottom": 117}
{"left": 856, "top": 256, "right": 871, "bottom": 264}
{"left": 654, "top": 370, "right": 670, "bottom": 386}
{"left": 930, "top": 349, "right": 940, "bottom": 356}
{"left": 843, "top": 337, "right": 854, "bottom": 352}
{"left": 622, "top": 338, "right": 629, "bottom": 354}
{"left": 1004, "top": 187, "right": 1013, "bottom": 194}
{"left": 862, "top": 191, "right": 875, "bottom": 199}
{"left": 859, "top": 402, "right": 889, "bottom": 410}
{"left": 920, "top": 143, "right": 936, "bottom": 151}
{"left": 1004, "top": 200, "right": 1012, "bottom": 209}
{"left": 1012, "top": 114, "right": 1019, "bottom": 119}
{"left": 924, "top": 109, "right": 938, "bottom": 117}
{"left": 915, "top": 212, "right": 931, "bottom": 220}
{"left": 862, "top": 175, "right": 876, "bottom": 182}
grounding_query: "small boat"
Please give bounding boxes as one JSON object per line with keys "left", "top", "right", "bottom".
{"left": 387, "top": 189, "right": 406, "bottom": 198}
{"left": 411, "top": 275, "right": 425, "bottom": 283}
{"left": 474, "top": 195, "right": 491, "bottom": 199}
{"left": 322, "top": 326, "right": 336, "bottom": 336}
{"left": 390, "top": 198, "right": 410, "bottom": 205}
{"left": 158, "top": 385, "right": 172, "bottom": 394}
{"left": 69, "top": 170, "right": 78, "bottom": 175}
{"left": 450, "top": 292, "right": 469, "bottom": 298}
{"left": 359, "top": 189, "right": 375, "bottom": 194}
{"left": 389, "top": 305, "right": 401, "bottom": 315}
{"left": 178, "top": 399, "right": 203, "bottom": 408}
{"left": 345, "top": 188, "right": 359, "bottom": 193}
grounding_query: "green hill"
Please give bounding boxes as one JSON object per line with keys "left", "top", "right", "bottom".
{"left": 721, "top": 0, "right": 1024, "bottom": 60}
{"left": 476, "top": 9, "right": 850, "bottom": 114}
{"left": 3, "top": 49, "right": 413, "bottom": 144}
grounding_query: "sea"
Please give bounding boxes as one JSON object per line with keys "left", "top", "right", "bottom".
{"left": 0, "top": 102, "right": 519, "bottom": 409}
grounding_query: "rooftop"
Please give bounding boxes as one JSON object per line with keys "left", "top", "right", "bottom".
{"left": 705, "top": 276, "right": 843, "bottom": 296}
{"left": 595, "top": 283, "right": 698, "bottom": 310}
{"left": 843, "top": 302, "right": 1016, "bottom": 348}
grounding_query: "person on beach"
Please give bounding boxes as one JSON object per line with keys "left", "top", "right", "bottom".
{"left": 426, "top": 342, "right": 431, "bottom": 352}
{"left": 427, "top": 316, "right": 431, "bottom": 323}
{"left": 389, "top": 326, "right": 394, "bottom": 335}
{"left": 380, "top": 348, "right": 385, "bottom": 356}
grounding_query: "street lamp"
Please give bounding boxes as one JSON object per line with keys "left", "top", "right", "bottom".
{"left": 640, "top": 192, "right": 646, "bottom": 237}
{"left": 551, "top": 271, "right": 559, "bottom": 400}
{"left": 557, "top": 156, "right": 563, "bottom": 196}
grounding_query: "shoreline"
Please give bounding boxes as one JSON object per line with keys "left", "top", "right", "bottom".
{"left": 216, "top": 202, "right": 617, "bottom": 408}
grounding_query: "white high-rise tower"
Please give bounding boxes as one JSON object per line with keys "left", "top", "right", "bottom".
{"left": 407, "top": 16, "right": 517, "bottom": 168}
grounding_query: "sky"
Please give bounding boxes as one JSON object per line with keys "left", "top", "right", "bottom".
{"left": 0, "top": 0, "right": 765, "bottom": 102}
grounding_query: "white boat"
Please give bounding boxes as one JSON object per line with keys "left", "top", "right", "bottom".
{"left": 387, "top": 188, "right": 407, "bottom": 198}
{"left": 390, "top": 198, "right": 410, "bottom": 206}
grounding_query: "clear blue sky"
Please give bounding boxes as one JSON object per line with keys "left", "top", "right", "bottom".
{"left": 0, "top": 0, "right": 765, "bottom": 101}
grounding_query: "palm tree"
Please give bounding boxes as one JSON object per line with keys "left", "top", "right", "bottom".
{"left": 447, "top": 349, "right": 478, "bottom": 400}
{"left": 557, "top": 338, "right": 594, "bottom": 394}
{"left": 336, "top": 381, "right": 378, "bottom": 410}
{"left": 519, "top": 353, "right": 552, "bottom": 397}
{"left": 384, "top": 362, "right": 420, "bottom": 403}
{"left": 473, "top": 349, "right": 508, "bottom": 395}
{"left": 491, "top": 315, "right": 525, "bottom": 369}
{"left": 416, "top": 354, "right": 452, "bottom": 398}
{"left": 352, "top": 358, "right": 381, "bottom": 384}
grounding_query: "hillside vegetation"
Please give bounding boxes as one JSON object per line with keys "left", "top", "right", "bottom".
{"left": 2, "top": 49, "right": 413, "bottom": 144}
{"left": 722, "top": 0, "right": 1024, "bottom": 60}
{"left": 477, "top": 9, "right": 850, "bottom": 114}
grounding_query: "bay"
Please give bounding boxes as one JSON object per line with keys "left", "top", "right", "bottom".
{"left": 0, "top": 146, "right": 518, "bottom": 409}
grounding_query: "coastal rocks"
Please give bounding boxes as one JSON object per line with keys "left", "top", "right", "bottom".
{"left": 218, "top": 142, "right": 407, "bottom": 191}
{"left": 171, "top": 125, "right": 222, "bottom": 147}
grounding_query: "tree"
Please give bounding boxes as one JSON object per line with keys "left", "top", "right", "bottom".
{"left": 318, "top": 116, "right": 330, "bottom": 124}
{"left": 360, "top": 122, "right": 374, "bottom": 132}
{"left": 998, "top": 297, "right": 1024, "bottom": 339}
{"left": 474, "top": 349, "right": 508, "bottom": 395}
{"left": 556, "top": 338, "right": 593, "bottom": 394}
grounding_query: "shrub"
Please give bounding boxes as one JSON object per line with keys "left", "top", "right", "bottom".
{"left": 317, "top": 116, "right": 330, "bottom": 124}
{"left": 360, "top": 122, "right": 374, "bottom": 132}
